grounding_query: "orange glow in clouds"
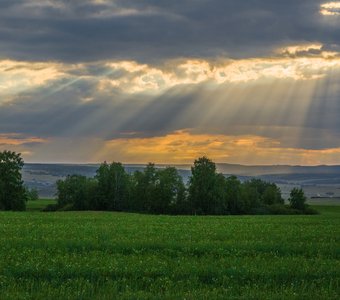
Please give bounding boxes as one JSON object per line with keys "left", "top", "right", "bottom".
{"left": 0, "top": 133, "right": 46, "bottom": 146}
{"left": 93, "top": 131, "right": 340, "bottom": 165}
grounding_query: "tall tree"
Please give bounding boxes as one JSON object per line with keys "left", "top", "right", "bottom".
{"left": 239, "top": 182, "right": 260, "bottom": 213}
{"left": 225, "top": 175, "right": 242, "bottom": 214}
{"left": 96, "top": 162, "right": 130, "bottom": 211}
{"left": 262, "top": 184, "right": 283, "bottom": 205}
{"left": 152, "top": 167, "right": 186, "bottom": 214}
{"left": 289, "top": 188, "right": 307, "bottom": 210}
{"left": 0, "top": 151, "right": 26, "bottom": 211}
{"left": 131, "top": 163, "right": 157, "bottom": 212}
{"left": 188, "top": 156, "right": 225, "bottom": 214}
{"left": 56, "top": 175, "right": 97, "bottom": 210}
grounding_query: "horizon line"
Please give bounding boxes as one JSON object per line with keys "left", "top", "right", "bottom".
{"left": 24, "top": 161, "right": 340, "bottom": 168}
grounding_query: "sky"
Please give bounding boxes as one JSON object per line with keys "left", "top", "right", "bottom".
{"left": 1, "top": 0, "right": 340, "bottom": 165}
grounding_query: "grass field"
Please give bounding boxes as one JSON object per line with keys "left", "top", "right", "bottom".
{"left": 26, "top": 199, "right": 57, "bottom": 211}
{"left": 0, "top": 204, "right": 339, "bottom": 299}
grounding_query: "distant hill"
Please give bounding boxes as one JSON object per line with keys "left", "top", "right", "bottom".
{"left": 22, "top": 163, "right": 340, "bottom": 199}
{"left": 215, "top": 164, "right": 340, "bottom": 176}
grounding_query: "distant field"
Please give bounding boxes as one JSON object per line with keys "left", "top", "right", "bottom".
{"left": 26, "top": 199, "right": 57, "bottom": 211}
{"left": 278, "top": 184, "right": 340, "bottom": 200}
{"left": 0, "top": 206, "right": 339, "bottom": 299}
{"left": 307, "top": 197, "right": 340, "bottom": 206}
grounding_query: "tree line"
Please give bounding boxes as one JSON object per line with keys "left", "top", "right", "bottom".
{"left": 0, "top": 151, "right": 316, "bottom": 214}
{"left": 53, "top": 156, "right": 315, "bottom": 215}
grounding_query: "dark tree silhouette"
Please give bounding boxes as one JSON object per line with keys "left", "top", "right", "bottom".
{"left": 0, "top": 151, "right": 26, "bottom": 211}
{"left": 289, "top": 188, "right": 307, "bottom": 210}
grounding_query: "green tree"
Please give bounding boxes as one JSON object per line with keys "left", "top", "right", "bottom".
{"left": 130, "top": 163, "right": 157, "bottom": 212}
{"left": 130, "top": 170, "right": 145, "bottom": 211}
{"left": 96, "top": 162, "right": 130, "bottom": 211}
{"left": 225, "top": 175, "right": 242, "bottom": 214}
{"left": 242, "top": 179, "right": 283, "bottom": 208}
{"left": 214, "top": 173, "right": 229, "bottom": 214}
{"left": 239, "top": 182, "right": 260, "bottom": 213}
{"left": 188, "top": 156, "right": 226, "bottom": 215}
{"left": 247, "top": 179, "right": 268, "bottom": 198}
{"left": 0, "top": 151, "right": 26, "bottom": 211}
{"left": 262, "top": 184, "right": 283, "bottom": 205}
{"left": 56, "top": 175, "right": 96, "bottom": 210}
{"left": 152, "top": 167, "right": 186, "bottom": 214}
{"left": 289, "top": 188, "right": 307, "bottom": 210}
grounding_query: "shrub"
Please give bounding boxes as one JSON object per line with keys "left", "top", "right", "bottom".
{"left": 267, "top": 204, "right": 301, "bottom": 215}
{"left": 304, "top": 206, "right": 319, "bottom": 215}
{"left": 42, "top": 204, "right": 59, "bottom": 212}
{"left": 289, "top": 188, "right": 307, "bottom": 210}
{"left": 26, "top": 187, "right": 39, "bottom": 201}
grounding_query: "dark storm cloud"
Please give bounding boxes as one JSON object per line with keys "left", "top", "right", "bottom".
{"left": 0, "top": 0, "right": 338, "bottom": 63}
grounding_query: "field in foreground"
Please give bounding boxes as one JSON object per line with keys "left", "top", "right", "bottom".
{"left": 0, "top": 206, "right": 339, "bottom": 299}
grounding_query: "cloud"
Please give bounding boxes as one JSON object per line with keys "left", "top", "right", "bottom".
{"left": 5, "top": 128, "right": 339, "bottom": 165}
{"left": 0, "top": 60, "right": 68, "bottom": 99}
{"left": 0, "top": 133, "right": 48, "bottom": 157}
{"left": 276, "top": 43, "right": 340, "bottom": 58}
{"left": 1, "top": 57, "right": 340, "bottom": 162}
{"left": 1, "top": 1, "right": 340, "bottom": 164}
{"left": 2, "top": 46, "right": 338, "bottom": 101}
{"left": 0, "top": 0, "right": 339, "bottom": 63}
{"left": 110, "top": 130, "right": 340, "bottom": 165}
{"left": 320, "top": 2, "right": 340, "bottom": 15}
{"left": 0, "top": 133, "right": 46, "bottom": 146}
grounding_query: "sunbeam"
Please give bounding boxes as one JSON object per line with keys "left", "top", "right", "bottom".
{"left": 1, "top": 47, "right": 340, "bottom": 164}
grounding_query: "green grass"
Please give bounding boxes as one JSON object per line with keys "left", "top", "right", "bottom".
{"left": 0, "top": 206, "right": 339, "bottom": 299}
{"left": 26, "top": 199, "right": 57, "bottom": 211}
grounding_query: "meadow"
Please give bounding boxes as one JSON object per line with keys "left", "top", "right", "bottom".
{"left": 0, "top": 202, "right": 339, "bottom": 299}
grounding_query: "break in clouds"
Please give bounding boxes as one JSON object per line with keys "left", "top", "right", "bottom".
{"left": 1, "top": 0, "right": 340, "bottom": 164}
